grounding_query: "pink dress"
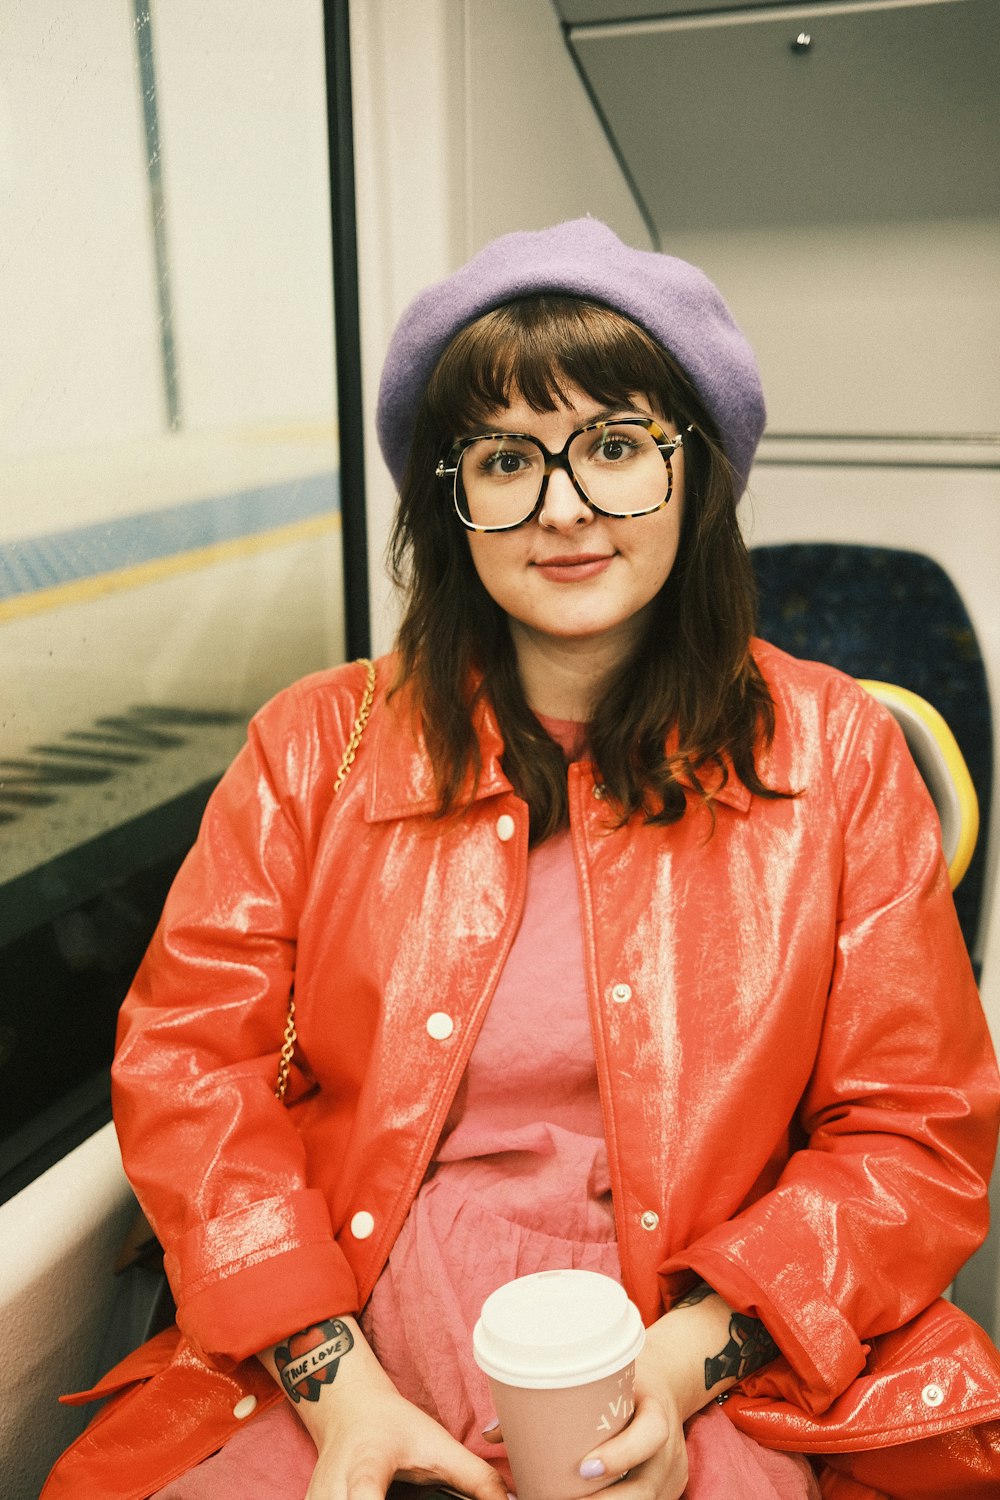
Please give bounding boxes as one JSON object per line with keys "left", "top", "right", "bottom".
{"left": 153, "top": 721, "right": 819, "bottom": 1499}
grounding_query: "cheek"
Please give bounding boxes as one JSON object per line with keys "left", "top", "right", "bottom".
{"left": 465, "top": 534, "right": 490, "bottom": 595}
{"left": 634, "top": 502, "right": 684, "bottom": 591}
{"left": 466, "top": 534, "right": 517, "bottom": 608}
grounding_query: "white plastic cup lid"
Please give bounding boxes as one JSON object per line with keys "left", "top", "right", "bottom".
{"left": 472, "top": 1270, "right": 645, "bottom": 1389}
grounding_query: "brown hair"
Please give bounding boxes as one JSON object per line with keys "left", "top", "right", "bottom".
{"left": 389, "top": 295, "right": 790, "bottom": 843}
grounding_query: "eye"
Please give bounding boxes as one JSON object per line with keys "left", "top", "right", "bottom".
{"left": 491, "top": 450, "right": 527, "bottom": 475}
{"left": 590, "top": 425, "right": 643, "bottom": 463}
{"left": 464, "top": 436, "right": 538, "bottom": 479}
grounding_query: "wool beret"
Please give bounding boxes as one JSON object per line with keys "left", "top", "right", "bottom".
{"left": 375, "top": 216, "right": 766, "bottom": 496}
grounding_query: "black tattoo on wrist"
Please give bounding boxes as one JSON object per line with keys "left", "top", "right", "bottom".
{"left": 704, "top": 1312, "right": 778, "bottom": 1390}
{"left": 674, "top": 1279, "right": 715, "bottom": 1309}
{"left": 274, "top": 1317, "right": 355, "bottom": 1403}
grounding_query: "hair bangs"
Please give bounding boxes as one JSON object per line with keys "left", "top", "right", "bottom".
{"left": 424, "top": 296, "right": 682, "bottom": 440}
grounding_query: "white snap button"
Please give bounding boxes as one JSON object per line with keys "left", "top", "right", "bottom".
{"left": 611, "top": 983, "right": 632, "bottom": 1004}
{"left": 350, "top": 1210, "right": 375, "bottom": 1240}
{"left": 921, "top": 1383, "right": 945, "bottom": 1408}
{"left": 233, "top": 1395, "right": 257, "bottom": 1419}
{"left": 640, "top": 1210, "right": 659, "bottom": 1231}
{"left": 496, "top": 814, "right": 516, "bottom": 842}
{"left": 592, "top": 783, "right": 607, "bottom": 800}
{"left": 426, "top": 1011, "right": 454, "bottom": 1040}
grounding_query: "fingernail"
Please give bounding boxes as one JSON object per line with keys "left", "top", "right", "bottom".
{"left": 579, "top": 1459, "right": 606, "bottom": 1479}
{"left": 482, "top": 1418, "right": 500, "bottom": 1434}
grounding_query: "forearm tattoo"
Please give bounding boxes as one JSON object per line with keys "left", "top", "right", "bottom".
{"left": 705, "top": 1310, "right": 779, "bottom": 1390}
{"left": 274, "top": 1317, "right": 355, "bottom": 1403}
{"left": 674, "top": 1279, "right": 779, "bottom": 1390}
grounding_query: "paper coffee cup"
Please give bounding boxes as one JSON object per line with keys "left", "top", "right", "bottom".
{"left": 473, "top": 1270, "right": 645, "bottom": 1500}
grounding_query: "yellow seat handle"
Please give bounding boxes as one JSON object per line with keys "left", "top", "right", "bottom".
{"left": 858, "top": 679, "right": 979, "bottom": 890}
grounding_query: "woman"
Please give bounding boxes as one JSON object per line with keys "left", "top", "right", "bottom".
{"left": 45, "top": 219, "right": 1000, "bottom": 1500}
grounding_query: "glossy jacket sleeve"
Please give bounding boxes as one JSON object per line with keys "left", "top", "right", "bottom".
{"left": 659, "top": 692, "right": 1000, "bottom": 1415}
{"left": 111, "top": 675, "right": 363, "bottom": 1368}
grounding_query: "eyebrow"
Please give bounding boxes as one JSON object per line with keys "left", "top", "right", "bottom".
{"left": 472, "top": 402, "right": 654, "bottom": 436}
{"left": 590, "top": 403, "right": 654, "bottom": 424}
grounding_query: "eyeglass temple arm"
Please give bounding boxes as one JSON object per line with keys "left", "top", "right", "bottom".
{"left": 655, "top": 422, "right": 696, "bottom": 453}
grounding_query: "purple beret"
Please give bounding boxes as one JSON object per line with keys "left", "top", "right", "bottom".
{"left": 376, "top": 216, "right": 765, "bottom": 496}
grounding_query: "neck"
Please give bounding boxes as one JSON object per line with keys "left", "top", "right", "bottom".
{"left": 508, "top": 619, "right": 642, "bottom": 720}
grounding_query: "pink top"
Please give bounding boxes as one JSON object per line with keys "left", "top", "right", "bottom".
{"left": 360, "top": 719, "right": 619, "bottom": 1473}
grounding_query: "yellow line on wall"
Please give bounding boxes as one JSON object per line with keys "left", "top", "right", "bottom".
{"left": 0, "top": 512, "right": 341, "bottom": 624}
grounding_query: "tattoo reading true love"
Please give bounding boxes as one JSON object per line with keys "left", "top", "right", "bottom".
{"left": 275, "top": 1318, "right": 355, "bottom": 1403}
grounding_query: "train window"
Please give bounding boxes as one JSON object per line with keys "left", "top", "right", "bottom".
{"left": 0, "top": 3, "right": 363, "bottom": 1200}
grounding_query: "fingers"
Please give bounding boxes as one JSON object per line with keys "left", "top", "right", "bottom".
{"left": 309, "top": 1447, "right": 507, "bottom": 1500}
{"left": 305, "top": 1388, "right": 509, "bottom": 1500}
{"left": 481, "top": 1418, "right": 504, "bottom": 1446}
{"left": 423, "top": 1447, "right": 509, "bottom": 1500}
{"left": 580, "top": 1392, "right": 672, "bottom": 1477}
{"left": 576, "top": 1392, "right": 689, "bottom": 1500}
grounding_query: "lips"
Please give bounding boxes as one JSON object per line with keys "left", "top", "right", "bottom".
{"left": 532, "top": 552, "right": 615, "bottom": 582}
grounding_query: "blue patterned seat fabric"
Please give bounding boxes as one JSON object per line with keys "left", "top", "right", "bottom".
{"left": 751, "top": 544, "right": 992, "bottom": 965}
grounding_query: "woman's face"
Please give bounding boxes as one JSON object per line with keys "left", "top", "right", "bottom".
{"left": 464, "top": 382, "right": 685, "bottom": 668}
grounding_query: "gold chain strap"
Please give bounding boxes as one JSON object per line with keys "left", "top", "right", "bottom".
{"left": 275, "top": 658, "right": 376, "bottom": 1101}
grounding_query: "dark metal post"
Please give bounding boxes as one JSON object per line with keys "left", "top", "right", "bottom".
{"left": 323, "top": 0, "right": 371, "bottom": 660}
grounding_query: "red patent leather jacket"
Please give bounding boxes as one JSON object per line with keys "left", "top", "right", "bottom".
{"left": 45, "top": 644, "right": 1000, "bottom": 1498}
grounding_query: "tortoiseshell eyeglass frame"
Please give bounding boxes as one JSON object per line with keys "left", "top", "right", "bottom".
{"left": 434, "top": 418, "right": 694, "bottom": 533}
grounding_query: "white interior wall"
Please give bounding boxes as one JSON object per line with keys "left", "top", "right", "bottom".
{"left": 0, "top": 1126, "right": 135, "bottom": 1500}
{"left": 669, "top": 221, "right": 1000, "bottom": 440}
{"left": 350, "top": 0, "right": 650, "bottom": 651}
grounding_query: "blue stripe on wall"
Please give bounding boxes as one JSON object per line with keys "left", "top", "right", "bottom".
{"left": 0, "top": 471, "right": 339, "bottom": 601}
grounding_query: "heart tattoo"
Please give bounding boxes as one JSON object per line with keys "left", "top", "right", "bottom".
{"left": 274, "top": 1317, "right": 355, "bottom": 1403}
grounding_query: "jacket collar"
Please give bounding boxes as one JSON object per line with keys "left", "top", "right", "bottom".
{"left": 364, "top": 671, "right": 751, "bottom": 822}
{"left": 365, "top": 679, "right": 512, "bottom": 823}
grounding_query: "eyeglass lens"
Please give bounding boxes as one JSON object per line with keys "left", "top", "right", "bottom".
{"left": 456, "top": 422, "right": 672, "bottom": 529}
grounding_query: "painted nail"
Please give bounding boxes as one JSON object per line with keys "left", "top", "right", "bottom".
{"left": 579, "top": 1459, "right": 606, "bottom": 1480}
{"left": 482, "top": 1418, "right": 501, "bottom": 1435}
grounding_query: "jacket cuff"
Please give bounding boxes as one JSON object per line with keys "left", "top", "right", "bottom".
{"left": 659, "top": 1230, "right": 869, "bottom": 1415}
{"left": 167, "top": 1189, "right": 361, "bottom": 1365}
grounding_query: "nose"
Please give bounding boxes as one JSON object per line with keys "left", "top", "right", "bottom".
{"left": 537, "top": 465, "right": 594, "bottom": 531}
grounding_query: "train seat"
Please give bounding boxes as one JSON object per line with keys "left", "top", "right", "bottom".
{"left": 752, "top": 543, "right": 993, "bottom": 961}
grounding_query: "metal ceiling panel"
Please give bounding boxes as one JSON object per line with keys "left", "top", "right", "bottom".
{"left": 567, "top": 0, "right": 1000, "bottom": 234}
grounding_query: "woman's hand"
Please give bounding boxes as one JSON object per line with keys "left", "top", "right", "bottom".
{"left": 578, "top": 1379, "right": 687, "bottom": 1500}
{"left": 484, "top": 1281, "right": 779, "bottom": 1500}
{"left": 483, "top": 1374, "right": 687, "bottom": 1500}
{"left": 258, "top": 1316, "right": 509, "bottom": 1500}
{"left": 305, "top": 1373, "right": 509, "bottom": 1500}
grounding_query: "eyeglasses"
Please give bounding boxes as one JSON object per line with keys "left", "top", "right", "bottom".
{"left": 436, "top": 418, "right": 692, "bottom": 533}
